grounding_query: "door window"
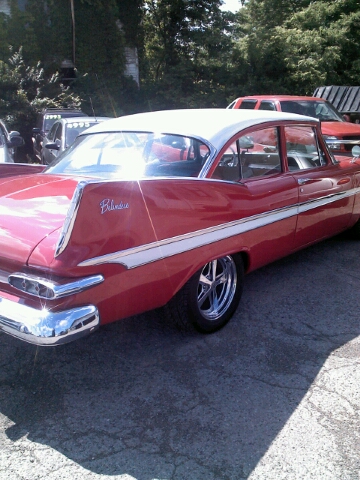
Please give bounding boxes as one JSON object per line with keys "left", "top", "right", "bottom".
{"left": 240, "top": 100, "right": 257, "bottom": 109}
{"left": 0, "top": 124, "right": 6, "bottom": 146}
{"left": 55, "top": 124, "right": 63, "bottom": 142}
{"left": 259, "top": 101, "right": 276, "bottom": 111}
{"left": 212, "top": 127, "right": 281, "bottom": 181}
{"left": 47, "top": 122, "right": 59, "bottom": 141}
{"left": 284, "top": 126, "right": 327, "bottom": 170}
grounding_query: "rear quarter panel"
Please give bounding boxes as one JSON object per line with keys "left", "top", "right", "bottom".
{"left": 47, "top": 177, "right": 298, "bottom": 324}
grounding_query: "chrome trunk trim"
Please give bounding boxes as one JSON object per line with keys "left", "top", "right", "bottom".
{"left": 0, "top": 297, "right": 99, "bottom": 346}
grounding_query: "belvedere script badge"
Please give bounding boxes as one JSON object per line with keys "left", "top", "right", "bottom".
{"left": 100, "top": 199, "right": 129, "bottom": 214}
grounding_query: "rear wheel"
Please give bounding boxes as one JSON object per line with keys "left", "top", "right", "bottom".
{"left": 166, "top": 254, "right": 244, "bottom": 333}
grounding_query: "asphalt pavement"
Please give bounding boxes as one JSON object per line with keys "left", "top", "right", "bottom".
{"left": 1, "top": 233, "right": 360, "bottom": 480}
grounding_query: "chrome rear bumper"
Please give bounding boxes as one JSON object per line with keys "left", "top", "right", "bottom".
{"left": 0, "top": 296, "right": 99, "bottom": 346}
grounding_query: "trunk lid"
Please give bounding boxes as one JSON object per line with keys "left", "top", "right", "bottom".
{"left": 0, "top": 174, "right": 80, "bottom": 265}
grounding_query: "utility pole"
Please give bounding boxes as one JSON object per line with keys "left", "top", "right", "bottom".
{"left": 70, "top": 0, "right": 76, "bottom": 66}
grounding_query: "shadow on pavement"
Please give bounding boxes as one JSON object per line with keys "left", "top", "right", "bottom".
{"left": 1, "top": 234, "right": 360, "bottom": 479}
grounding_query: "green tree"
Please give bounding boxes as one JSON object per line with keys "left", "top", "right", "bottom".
{"left": 1, "top": 0, "right": 143, "bottom": 117}
{"left": 0, "top": 48, "right": 81, "bottom": 159}
{"left": 142, "top": 0, "right": 236, "bottom": 108}
{"left": 275, "top": 0, "right": 360, "bottom": 92}
{"left": 229, "top": 0, "right": 360, "bottom": 97}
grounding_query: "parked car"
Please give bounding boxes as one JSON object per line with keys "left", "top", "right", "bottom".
{"left": 227, "top": 95, "right": 360, "bottom": 155}
{"left": 0, "top": 119, "right": 24, "bottom": 163}
{"left": 41, "top": 116, "right": 111, "bottom": 165}
{"left": 32, "top": 108, "right": 88, "bottom": 161}
{"left": 1, "top": 108, "right": 360, "bottom": 346}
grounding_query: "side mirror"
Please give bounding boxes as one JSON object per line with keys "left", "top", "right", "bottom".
{"left": 239, "top": 135, "right": 254, "bottom": 150}
{"left": 352, "top": 145, "right": 360, "bottom": 158}
{"left": 7, "top": 136, "right": 24, "bottom": 148}
{"left": 45, "top": 142, "right": 60, "bottom": 151}
{"left": 9, "top": 130, "right": 21, "bottom": 139}
{"left": 343, "top": 114, "right": 351, "bottom": 122}
{"left": 171, "top": 140, "right": 186, "bottom": 149}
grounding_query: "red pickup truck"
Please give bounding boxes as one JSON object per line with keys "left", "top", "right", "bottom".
{"left": 227, "top": 95, "right": 360, "bottom": 155}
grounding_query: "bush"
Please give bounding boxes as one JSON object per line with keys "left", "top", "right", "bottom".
{"left": 0, "top": 47, "right": 82, "bottom": 162}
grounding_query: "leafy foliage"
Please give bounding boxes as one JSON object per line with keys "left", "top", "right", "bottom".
{"left": 0, "top": 47, "right": 81, "bottom": 158}
{"left": 230, "top": 0, "right": 360, "bottom": 96}
{"left": 1, "top": 0, "right": 360, "bottom": 156}
{"left": 142, "top": 0, "right": 235, "bottom": 108}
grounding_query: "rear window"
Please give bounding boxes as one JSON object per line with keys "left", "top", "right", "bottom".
{"left": 45, "top": 131, "right": 210, "bottom": 179}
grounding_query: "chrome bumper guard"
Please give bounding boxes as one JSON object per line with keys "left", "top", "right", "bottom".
{"left": 0, "top": 296, "right": 99, "bottom": 346}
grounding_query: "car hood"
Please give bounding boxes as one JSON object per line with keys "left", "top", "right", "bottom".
{"left": 320, "top": 121, "right": 360, "bottom": 136}
{"left": 0, "top": 174, "right": 80, "bottom": 265}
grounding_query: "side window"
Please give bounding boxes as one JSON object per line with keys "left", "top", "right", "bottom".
{"left": 212, "top": 127, "right": 281, "bottom": 181}
{"left": 284, "top": 126, "right": 327, "bottom": 171}
{"left": 0, "top": 125, "right": 6, "bottom": 145}
{"left": 47, "top": 122, "right": 58, "bottom": 141}
{"left": 0, "top": 124, "right": 6, "bottom": 145}
{"left": 259, "top": 101, "right": 276, "bottom": 111}
{"left": 239, "top": 100, "right": 257, "bottom": 109}
{"left": 55, "top": 124, "right": 63, "bottom": 142}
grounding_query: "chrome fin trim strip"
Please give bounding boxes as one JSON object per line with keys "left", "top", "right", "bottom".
{"left": 78, "top": 187, "right": 357, "bottom": 270}
{"left": 55, "top": 181, "right": 87, "bottom": 258}
{"left": 79, "top": 204, "right": 298, "bottom": 269}
{"left": 298, "top": 187, "right": 356, "bottom": 213}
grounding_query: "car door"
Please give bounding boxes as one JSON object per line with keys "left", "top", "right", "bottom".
{"left": 210, "top": 124, "right": 299, "bottom": 270}
{"left": 283, "top": 125, "right": 354, "bottom": 249}
{"left": 43, "top": 122, "right": 62, "bottom": 165}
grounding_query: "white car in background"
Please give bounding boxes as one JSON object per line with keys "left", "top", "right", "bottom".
{"left": 41, "top": 116, "right": 111, "bottom": 165}
{"left": 0, "top": 119, "right": 24, "bottom": 163}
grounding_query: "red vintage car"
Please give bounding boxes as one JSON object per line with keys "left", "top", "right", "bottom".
{"left": 1, "top": 109, "right": 360, "bottom": 346}
{"left": 227, "top": 95, "right": 360, "bottom": 155}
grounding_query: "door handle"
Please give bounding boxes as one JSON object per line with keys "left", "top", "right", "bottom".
{"left": 298, "top": 178, "right": 312, "bottom": 185}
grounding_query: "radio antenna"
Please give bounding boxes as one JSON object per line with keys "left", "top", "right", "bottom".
{"left": 89, "top": 97, "right": 97, "bottom": 120}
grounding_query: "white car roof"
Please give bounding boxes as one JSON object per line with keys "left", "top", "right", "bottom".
{"left": 80, "top": 108, "right": 318, "bottom": 150}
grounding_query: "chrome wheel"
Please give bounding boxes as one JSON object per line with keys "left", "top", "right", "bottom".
{"left": 197, "top": 256, "right": 237, "bottom": 321}
{"left": 165, "top": 254, "right": 244, "bottom": 333}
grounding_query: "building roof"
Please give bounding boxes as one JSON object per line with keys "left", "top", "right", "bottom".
{"left": 313, "top": 86, "right": 360, "bottom": 113}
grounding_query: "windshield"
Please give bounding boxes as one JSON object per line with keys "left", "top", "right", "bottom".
{"left": 280, "top": 100, "right": 344, "bottom": 122}
{"left": 45, "top": 131, "right": 210, "bottom": 179}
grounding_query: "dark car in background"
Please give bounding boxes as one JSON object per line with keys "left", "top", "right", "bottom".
{"left": 41, "top": 116, "right": 111, "bottom": 165}
{"left": 0, "top": 119, "right": 25, "bottom": 163}
{"left": 32, "top": 108, "right": 88, "bottom": 161}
